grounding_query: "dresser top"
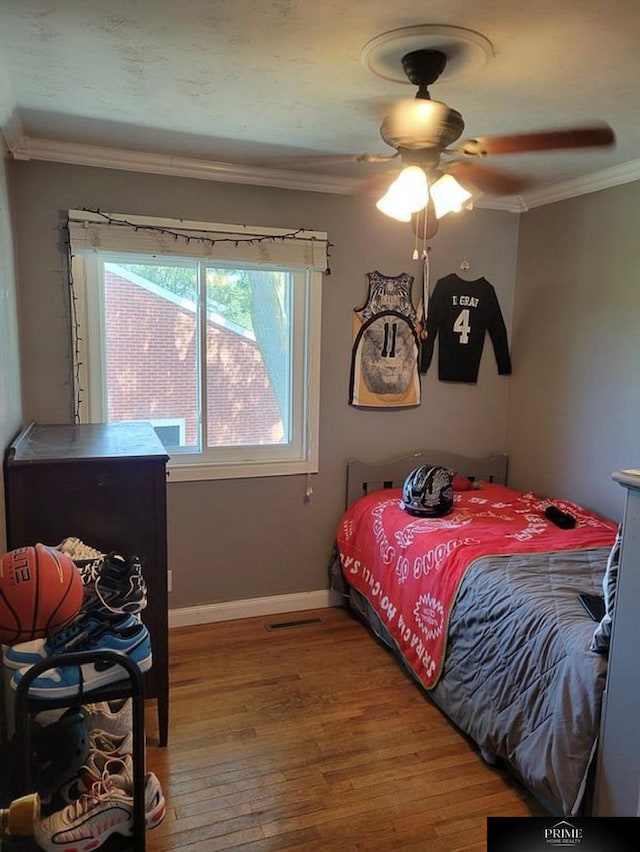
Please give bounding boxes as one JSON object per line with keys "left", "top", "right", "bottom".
{"left": 613, "top": 469, "right": 640, "bottom": 492}
{"left": 7, "top": 421, "right": 169, "bottom": 464}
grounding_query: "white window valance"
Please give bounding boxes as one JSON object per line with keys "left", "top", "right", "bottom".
{"left": 67, "top": 209, "right": 329, "bottom": 272}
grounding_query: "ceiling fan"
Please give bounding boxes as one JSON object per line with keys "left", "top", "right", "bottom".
{"left": 278, "top": 29, "right": 615, "bottom": 237}
{"left": 362, "top": 46, "right": 614, "bottom": 235}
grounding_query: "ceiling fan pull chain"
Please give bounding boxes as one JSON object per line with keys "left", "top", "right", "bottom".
{"left": 422, "top": 182, "right": 430, "bottom": 259}
{"left": 420, "top": 207, "right": 431, "bottom": 342}
{"left": 412, "top": 209, "right": 420, "bottom": 260}
{"left": 418, "top": 246, "right": 432, "bottom": 349}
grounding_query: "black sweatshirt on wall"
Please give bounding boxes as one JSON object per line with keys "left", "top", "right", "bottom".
{"left": 420, "top": 273, "right": 512, "bottom": 383}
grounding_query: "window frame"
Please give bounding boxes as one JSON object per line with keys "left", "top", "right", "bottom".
{"left": 71, "top": 226, "right": 323, "bottom": 483}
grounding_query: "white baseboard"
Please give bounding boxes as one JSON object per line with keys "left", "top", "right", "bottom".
{"left": 169, "top": 589, "right": 343, "bottom": 629}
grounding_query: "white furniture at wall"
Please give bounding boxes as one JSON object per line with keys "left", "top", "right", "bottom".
{"left": 593, "top": 469, "right": 640, "bottom": 815}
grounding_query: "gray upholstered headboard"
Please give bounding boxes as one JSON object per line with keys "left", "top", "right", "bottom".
{"left": 345, "top": 451, "right": 508, "bottom": 507}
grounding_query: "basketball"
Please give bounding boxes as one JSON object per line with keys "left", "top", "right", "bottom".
{"left": 0, "top": 544, "right": 84, "bottom": 644}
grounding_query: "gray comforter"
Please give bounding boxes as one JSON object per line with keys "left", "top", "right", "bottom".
{"left": 340, "top": 546, "right": 610, "bottom": 816}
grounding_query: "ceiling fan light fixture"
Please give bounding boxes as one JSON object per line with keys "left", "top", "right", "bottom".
{"left": 376, "top": 165, "right": 429, "bottom": 221}
{"left": 430, "top": 173, "right": 472, "bottom": 219}
{"left": 376, "top": 197, "right": 412, "bottom": 222}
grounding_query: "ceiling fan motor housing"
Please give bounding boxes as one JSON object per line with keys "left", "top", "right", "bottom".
{"left": 401, "top": 49, "right": 448, "bottom": 95}
{"left": 380, "top": 100, "right": 465, "bottom": 151}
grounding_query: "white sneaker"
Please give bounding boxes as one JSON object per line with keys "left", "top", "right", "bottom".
{"left": 35, "top": 757, "right": 165, "bottom": 851}
{"left": 88, "top": 727, "right": 134, "bottom": 757}
{"left": 54, "top": 537, "right": 104, "bottom": 563}
{"left": 60, "top": 740, "right": 133, "bottom": 804}
{"left": 83, "top": 699, "right": 133, "bottom": 737}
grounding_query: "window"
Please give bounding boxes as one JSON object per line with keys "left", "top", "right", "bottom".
{"left": 68, "top": 211, "right": 326, "bottom": 481}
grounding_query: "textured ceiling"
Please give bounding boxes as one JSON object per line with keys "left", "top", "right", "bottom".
{"left": 0, "top": 0, "right": 639, "bottom": 194}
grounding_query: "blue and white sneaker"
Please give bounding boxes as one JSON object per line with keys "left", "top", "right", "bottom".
{"left": 11, "top": 618, "right": 152, "bottom": 699}
{"left": 3, "top": 614, "right": 138, "bottom": 671}
{"left": 3, "top": 637, "right": 46, "bottom": 671}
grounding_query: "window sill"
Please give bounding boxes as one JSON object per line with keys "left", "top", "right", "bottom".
{"left": 166, "top": 458, "right": 318, "bottom": 482}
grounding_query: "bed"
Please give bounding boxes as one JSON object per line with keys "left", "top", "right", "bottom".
{"left": 331, "top": 450, "right": 618, "bottom": 818}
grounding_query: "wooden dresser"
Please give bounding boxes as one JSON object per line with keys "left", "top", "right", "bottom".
{"left": 3, "top": 420, "right": 169, "bottom": 746}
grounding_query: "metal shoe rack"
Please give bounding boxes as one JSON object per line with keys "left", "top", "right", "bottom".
{"left": 12, "top": 650, "right": 146, "bottom": 851}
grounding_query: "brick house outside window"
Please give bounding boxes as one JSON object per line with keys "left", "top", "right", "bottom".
{"left": 104, "top": 265, "right": 283, "bottom": 448}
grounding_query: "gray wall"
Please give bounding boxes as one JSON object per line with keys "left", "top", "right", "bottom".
{"left": 0, "top": 141, "right": 22, "bottom": 553}
{"left": 506, "top": 181, "right": 640, "bottom": 522}
{"left": 11, "top": 160, "right": 518, "bottom": 607}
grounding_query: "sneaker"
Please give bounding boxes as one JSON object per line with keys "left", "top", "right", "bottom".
{"left": 83, "top": 699, "right": 132, "bottom": 738}
{"left": 35, "top": 757, "right": 165, "bottom": 851}
{"left": 60, "top": 737, "right": 134, "bottom": 804}
{"left": 54, "top": 537, "right": 104, "bottom": 563}
{"left": 53, "top": 540, "right": 147, "bottom": 615}
{"left": 11, "top": 618, "right": 152, "bottom": 699}
{"left": 53, "top": 537, "right": 105, "bottom": 585}
{"left": 88, "top": 727, "right": 134, "bottom": 758}
{"left": 3, "top": 637, "right": 46, "bottom": 670}
{"left": 3, "top": 613, "right": 139, "bottom": 671}
{"left": 32, "top": 708, "right": 89, "bottom": 805}
{"left": 92, "top": 553, "right": 148, "bottom": 615}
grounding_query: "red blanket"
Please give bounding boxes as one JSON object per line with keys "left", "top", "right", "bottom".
{"left": 336, "top": 482, "right": 616, "bottom": 689}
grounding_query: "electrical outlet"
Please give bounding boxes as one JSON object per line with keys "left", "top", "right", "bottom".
{"left": 167, "top": 570, "right": 172, "bottom": 592}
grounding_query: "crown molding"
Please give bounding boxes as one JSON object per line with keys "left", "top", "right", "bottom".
{"left": 1, "top": 116, "right": 24, "bottom": 154}
{"left": 6, "top": 134, "right": 640, "bottom": 208}
{"left": 519, "top": 160, "right": 640, "bottom": 210}
{"left": 9, "top": 136, "right": 362, "bottom": 195}
{"left": 474, "top": 195, "right": 527, "bottom": 213}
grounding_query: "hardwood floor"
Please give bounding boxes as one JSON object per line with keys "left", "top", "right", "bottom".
{"left": 144, "top": 606, "right": 545, "bottom": 851}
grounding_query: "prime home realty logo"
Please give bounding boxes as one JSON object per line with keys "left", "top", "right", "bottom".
{"left": 487, "top": 816, "right": 640, "bottom": 851}
{"left": 544, "top": 820, "right": 583, "bottom": 847}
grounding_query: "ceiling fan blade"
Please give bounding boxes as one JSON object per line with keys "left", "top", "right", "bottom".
{"left": 447, "top": 160, "right": 530, "bottom": 196}
{"left": 357, "top": 168, "right": 401, "bottom": 196}
{"left": 457, "top": 124, "right": 615, "bottom": 156}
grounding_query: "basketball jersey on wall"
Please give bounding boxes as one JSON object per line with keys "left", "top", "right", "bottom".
{"left": 420, "top": 273, "right": 512, "bottom": 384}
{"left": 349, "top": 270, "right": 421, "bottom": 408}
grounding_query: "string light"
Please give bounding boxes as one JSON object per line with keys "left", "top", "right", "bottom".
{"left": 64, "top": 220, "right": 83, "bottom": 422}
{"left": 74, "top": 208, "right": 332, "bottom": 272}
